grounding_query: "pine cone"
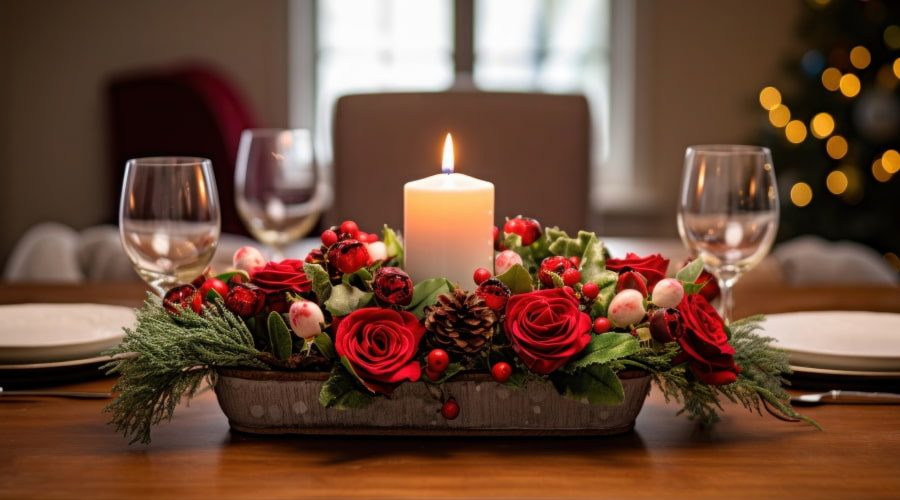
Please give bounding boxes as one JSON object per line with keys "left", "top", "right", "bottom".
{"left": 424, "top": 286, "right": 498, "bottom": 359}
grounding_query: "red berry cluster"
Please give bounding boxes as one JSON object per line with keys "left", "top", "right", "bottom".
{"left": 162, "top": 273, "right": 266, "bottom": 319}
{"left": 308, "top": 220, "right": 378, "bottom": 278}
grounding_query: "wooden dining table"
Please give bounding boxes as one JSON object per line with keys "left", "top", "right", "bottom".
{"left": 1, "top": 281, "right": 899, "bottom": 500}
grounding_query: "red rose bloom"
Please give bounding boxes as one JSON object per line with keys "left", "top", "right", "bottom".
{"left": 250, "top": 259, "right": 312, "bottom": 295}
{"left": 672, "top": 293, "right": 741, "bottom": 385}
{"left": 503, "top": 287, "right": 593, "bottom": 374}
{"left": 605, "top": 253, "right": 670, "bottom": 291}
{"left": 334, "top": 308, "right": 425, "bottom": 395}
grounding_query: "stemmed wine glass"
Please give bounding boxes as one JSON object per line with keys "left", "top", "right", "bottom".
{"left": 119, "top": 157, "right": 221, "bottom": 295}
{"left": 234, "top": 128, "right": 331, "bottom": 261}
{"left": 677, "top": 145, "right": 779, "bottom": 323}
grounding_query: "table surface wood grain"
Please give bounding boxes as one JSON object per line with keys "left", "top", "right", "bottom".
{"left": 1, "top": 282, "right": 899, "bottom": 500}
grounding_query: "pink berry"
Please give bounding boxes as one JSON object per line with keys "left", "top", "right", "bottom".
{"left": 652, "top": 278, "right": 685, "bottom": 309}
{"left": 426, "top": 348, "right": 450, "bottom": 372}
{"left": 494, "top": 250, "right": 523, "bottom": 275}
{"left": 473, "top": 267, "right": 492, "bottom": 285}
{"left": 593, "top": 317, "right": 612, "bottom": 334}
{"left": 491, "top": 362, "right": 512, "bottom": 383}
{"left": 581, "top": 281, "right": 600, "bottom": 300}
{"left": 288, "top": 300, "right": 325, "bottom": 339}
{"left": 441, "top": 398, "right": 460, "bottom": 419}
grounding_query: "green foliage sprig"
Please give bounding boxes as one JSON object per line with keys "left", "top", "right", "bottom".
{"left": 102, "top": 295, "right": 268, "bottom": 444}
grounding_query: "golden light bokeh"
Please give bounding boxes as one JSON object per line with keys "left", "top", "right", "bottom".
{"left": 826, "top": 135, "right": 848, "bottom": 159}
{"left": 885, "top": 25, "right": 900, "bottom": 50}
{"left": 872, "top": 159, "right": 893, "bottom": 183}
{"left": 840, "top": 165, "right": 864, "bottom": 203}
{"left": 849, "top": 46, "right": 871, "bottom": 70}
{"left": 759, "top": 86, "right": 782, "bottom": 110}
{"left": 768, "top": 104, "right": 791, "bottom": 128}
{"left": 785, "top": 120, "right": 808, "bottom": 143}
{"left": 790, "top": 182, "right": 813, "bottom": 207}
{"left": 826, "top": 170, "right": 848, "bottom": 195}
{"left": 822, "top": 67, "right": 842, "bottom": 91}
{"left": 810, "top": 112, "right": 835, "bottom": 139}
{"left": 883, "top": 149, "right": 900, "bottom": 174}
{"left": 839, "top": 73, "right": 861, "bottom": 97}
{"left": 894, "top": 58, "right": 900, "bottom": 80}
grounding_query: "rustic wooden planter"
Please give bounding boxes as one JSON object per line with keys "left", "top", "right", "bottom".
{"left": 214, "top": 368, "right": 652, "bottom": 436}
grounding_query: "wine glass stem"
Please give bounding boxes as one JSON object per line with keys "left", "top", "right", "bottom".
{"left": 718, "top": 278, "right": 734, "bottom": 325}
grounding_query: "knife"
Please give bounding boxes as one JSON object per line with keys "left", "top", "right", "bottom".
{"left": 791, "top": 390, "right": 900, "bottom": 405}
{"left": 0, "top": 387, "right": 112, "bottom": 399}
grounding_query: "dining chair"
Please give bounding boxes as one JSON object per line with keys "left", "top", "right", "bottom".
{"left": 328, "top": 91, "right": 592, "bottom": 236}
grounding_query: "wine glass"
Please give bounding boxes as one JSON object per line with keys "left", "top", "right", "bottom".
{"left": 677, "top": 145, "right": 779, "bottom": 323}
{"left": 234, "top": 128, "right": 331, "bottom": 261}
{"left": 119, "top": 157, "right": 221, "bottom": 295}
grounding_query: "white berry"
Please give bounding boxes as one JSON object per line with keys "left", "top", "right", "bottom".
{"left": 233, "top": 246, "right": 266, "bottom": 272}
{"left": 494, "top": 250, "right": 523, "bottom": 275}
{"left": 652, "top": 278, "right": 685, "bottom": 309}
{"left": 288, "top": 300, "right": 325, "bottom": 339}
{"left": 366, "top": 241, "right": 387, "bottom": 263}
{"left": 608, "top": 289, "right": 647, "bottom": 327}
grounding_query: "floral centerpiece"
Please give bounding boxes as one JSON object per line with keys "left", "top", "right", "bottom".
{"left": 104, "top": 217, "right": 816, "bottom": 444}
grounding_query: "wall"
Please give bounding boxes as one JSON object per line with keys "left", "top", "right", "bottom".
{"left": 0, "top": 0, "right": 289, "bottom": 268}
{"left": 0, "top": 0, "right": 802, "bottom": 270}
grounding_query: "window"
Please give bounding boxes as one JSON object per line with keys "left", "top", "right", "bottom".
{"left": 289, "top": 0, "right": 629, "bottom": 214}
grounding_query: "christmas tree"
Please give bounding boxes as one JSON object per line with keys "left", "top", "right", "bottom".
{"left": 757, "top": 0, "right": 899, "bottom": 275}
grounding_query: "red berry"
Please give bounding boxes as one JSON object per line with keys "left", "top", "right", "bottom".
{"left": 339, "top": 220, "right": 359, "bottom": 238}
{"left": 503, "top": 216, "right": 542, "bottom": 246}
{"left": 199, "top": 278, "right": 229, "bottom": 299}
{"left": 581, "top": 281, "right": 600, "bottom": 300}
{"left": 562, "top": 268, "right": 581, "bottom": 286}
{"left": 425, "top": 368, "right": 442, "bottom": 381}
{"left": 321, "top": 229, "right": 339, "bottom": 247}
{"left": 568, "top": 256, "right": 581, "bottom": 267}
{"left": 441, "top": 398, "right": 460, "bottom": 420}
{"left": 490, "top": 362, "right": 512, "bottom": 383}
{"left": 426, "top": 349, "right": 450, "bottom": 372}
{"left": 593, "top": 317, "right": 612, "bottom": 334}
{"left": 473, "top": 267, "right": 492, "bottom": 285}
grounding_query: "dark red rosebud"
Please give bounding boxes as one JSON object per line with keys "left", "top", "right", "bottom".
{"left": 305, "top": 248, "right": 325, "bottom": 265}
{"left": 538, "top": 255, "right": 576, "bottom": 287}
{"left": 327, "top": 239, "right": 370, "bottom": 274}
{"left": 475, "top": 278, "right": 512, "bottom": 311}
{"left": 616, "top": 270, "right": 649, "bottom": 297}
{"left": 648, "top": 307, "right": 682, "bottom": 343}
{"left": 503, "top": 215, "right": 542, "bottom": 246}
{"left": 606, "top": 253, "right": 669, "bottom": 291}
{"left": 163, "top": 284, "right": 201, "bottom": 314}
{"left": 225, "top": 284, "right": 266, "bottom": 317}
{"left": 678, "top": 258, "right": 720, "bottom": 302}
{"left": 372, "top": 267, "right": 414, "bottom": 306}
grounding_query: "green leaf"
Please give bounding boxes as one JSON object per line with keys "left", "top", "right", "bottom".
{"left": 313, "top": 332, "right": 336, "bottom": 360}
{"left": 382, "top": 226, "right": 404, "bottom": 264}
{"left": 496, "top": 264, "right": 535, "bottom": 294}
{"left": 318, "top": 362, "right": 377, "bottom": 409}
{"left": 406, "top": 278, "right": 453, "bottom": 319}
{"left": 304, "top": 263, "right": 333, "bottom": 302}
{"left": 579, "top": 234, "right": 610, "bottom": 284}
{"left": 552, "top": 364, "right": 625, "bottom": 405}
{"left": 676, "top": 257, "right": 705, "bottom": 283}
{"left": 214, "top": 270, "right": 249, "bottom": 283}
{"left": 324, "top": 283, "right": 368, "bottom": 317}
{"left": 267, "top": 311, "right": 293, "bottom": 361}
{"left": 566, "top": 333, "right": 641, "bottom": 371}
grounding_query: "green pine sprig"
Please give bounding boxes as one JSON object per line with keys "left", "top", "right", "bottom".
{"left": 101, "top": 295, "right": 269, "bottom": 444}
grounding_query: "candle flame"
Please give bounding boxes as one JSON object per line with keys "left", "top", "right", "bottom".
{"left": 442, "top": 133, "right": 454, "bottom": 174}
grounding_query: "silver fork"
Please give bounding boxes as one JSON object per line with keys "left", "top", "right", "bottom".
{"left": 0, "top": 386, "right": 112, "bottom": 399}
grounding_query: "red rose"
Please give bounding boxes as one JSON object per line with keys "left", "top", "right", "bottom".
{"left": 250, "top": 259, "right": 312, "bottom": 295}
{"left": 605, "top": 253, "right": 670, "bottom": 290}
{"left": 334, "top": 308, "right": 425, "bottom": 394}
{"left": 503, "top": 287, "right": 593, "bottom": 374}
{"left": 678, "top": 259, "right": 720, "bottom": 302}
{"left": 672, "top": 294, "right": 741, "bottom": 385}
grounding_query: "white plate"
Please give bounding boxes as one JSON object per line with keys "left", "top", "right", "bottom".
{"left": 764, "top": 311, "right": 900, "bottom": 372}
{"left": 0, "top": 304, "right": 134, "bottom": 364}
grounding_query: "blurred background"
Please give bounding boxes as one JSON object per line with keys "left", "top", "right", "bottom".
{"left": 1, "top": 0, "right": 897, "bottom": 279}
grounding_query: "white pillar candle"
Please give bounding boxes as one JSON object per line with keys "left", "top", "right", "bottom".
{"left": 404, "top": 134, "right": 495, "bottom": 289}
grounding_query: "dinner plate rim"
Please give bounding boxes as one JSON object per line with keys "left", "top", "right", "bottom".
{"left": 0, "top": 303, "right": 133, "bottom": 363}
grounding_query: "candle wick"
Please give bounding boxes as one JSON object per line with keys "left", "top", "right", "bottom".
{"left": 442, "top": 168, "right": 452, "bottom": 175}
